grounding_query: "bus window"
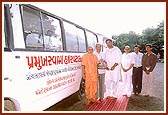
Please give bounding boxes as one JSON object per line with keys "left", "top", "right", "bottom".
{"left": 42, "top": 14, "right": 63, "bottom": 51}
{"left": 64, "top": 21, "right": 78, "bottom": 52}
{"left": 22, "top": 6, "right": 43, "bottom": 48}
{"left": 4, "top": 10, "right": 8, "bottom": 48}
{"left": 76, "top": 27, "right": 86, "bottom": 52}
{"left": 86, "top": 31, "right": 97, "bottom": 50}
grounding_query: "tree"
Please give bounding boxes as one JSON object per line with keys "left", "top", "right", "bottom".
{"left": 113, "top": 31, "right": 140, "bottom": 52}
{"left": 140, "top": 21, "right": 164, "bottom": 54}
{"left": 113, "top": 20, "right": 164, "bottom": 56}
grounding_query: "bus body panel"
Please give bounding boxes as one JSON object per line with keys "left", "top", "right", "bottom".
{"left": 3, "top": 51, "right": 83, "bottom": 111}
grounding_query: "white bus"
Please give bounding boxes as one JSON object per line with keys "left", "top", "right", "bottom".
{"left": 3, "top": 4, "right": 108, "bottom": 111}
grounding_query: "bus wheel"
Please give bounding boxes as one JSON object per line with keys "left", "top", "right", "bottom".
{"left": 4, "top": 99, "right": 16, "bottom": 111}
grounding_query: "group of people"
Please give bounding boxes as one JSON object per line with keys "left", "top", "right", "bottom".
{"left": 81, "top": 38, "right": 158, "bottom": 105}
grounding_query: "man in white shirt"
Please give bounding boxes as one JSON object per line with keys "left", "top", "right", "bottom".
{"left": 104, "top": 39, "right": 122, "bottom": 98}
{"left": 132, "top": 44, "right": 143, "bottom": 95}
{"left": 94, "top": 43, "right": 106, "bottom": 102}
{"left": 121, "top": 46, "right": 134, "bottom": 97}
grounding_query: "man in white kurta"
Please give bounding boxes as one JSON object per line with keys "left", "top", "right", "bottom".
{"left": 104, "top": 39, "right": 122, "bottom": 98}
{"left": 121, "top": 46, "right": 134, "bottom": 97}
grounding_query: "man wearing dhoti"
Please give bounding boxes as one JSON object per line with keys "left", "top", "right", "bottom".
{"left": 104, "top": 39, "right": 122, "bottom": 98}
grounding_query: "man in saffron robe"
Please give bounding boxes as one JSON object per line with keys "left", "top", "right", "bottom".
{"left": 81, "top": 46, "right": 99, "bottom": 105}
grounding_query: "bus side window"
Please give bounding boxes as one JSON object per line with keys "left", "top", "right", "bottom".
{"left": 22, "top": 6, "right": 43, "bottom": 48}
{"left": 42, "top": 14, "right": 63, "bottom": 51}
{"left": 76, "top": 27, "right": 86, "bottom": 52}
{"left": 4, "top": 8, "right": 8, "bottom": 48}
{"left": 64, "top": 22, "right": 79, "bottom": 52}
{"left": 86, "top": 31, "right": 97, "bottom": 50}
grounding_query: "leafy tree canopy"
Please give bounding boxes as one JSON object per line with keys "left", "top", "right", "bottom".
{"left": 112, "top": 20, "right": 164, "bottom": 58}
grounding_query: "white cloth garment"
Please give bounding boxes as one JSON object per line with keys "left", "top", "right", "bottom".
{"left": 121, "top": 53, "right": 134, "bottom": 97}
{"left": 104, "top": 46, "right": 122, "bottom": 98}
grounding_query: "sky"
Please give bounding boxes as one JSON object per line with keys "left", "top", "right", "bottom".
{"left": 32, "top": 2, "right": 165, "bottom": 37}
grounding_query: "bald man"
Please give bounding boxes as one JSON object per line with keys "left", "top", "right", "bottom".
{"left": 81, "top": 46, "right": 99, "bottom": 105}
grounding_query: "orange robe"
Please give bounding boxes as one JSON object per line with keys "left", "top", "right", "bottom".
{"left": 81, "top": 53, "right": 99, "bottom": 101}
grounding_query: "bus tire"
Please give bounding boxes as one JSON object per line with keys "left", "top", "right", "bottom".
{"left": 4, "top": 99, "right": 16, "bottom": 111}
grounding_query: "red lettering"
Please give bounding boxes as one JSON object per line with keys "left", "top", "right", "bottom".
{"left": 44, "top": 86, "right": 52, "bottom": 93}
{"left": 27, "top": 55, "right": 82, "bottom": 70}
{"left": 73, "top": 78, "right": 75, "bottom": 81}
{"left": 52, "top": 56, "right": 57, "bottom": 65}
{"left": 73, "top": 55, "right": 78, "bottom": 62}
{"left": 69, "top": 55, "right": 73, "bottom": 63}
{"left": 64, "top": 56, "right": 69, "bottom": 64}
{"left": 57, "top": 55, "right": 63, "bottom": 64}
{"left": 47, "top": 56, "right": 52, "bottom": 66}
{"left": 78, "top": 56, "right": 82, "bottom": 62}
{"left": 41, "top": 56, "right": 48, "bottom": 66}
{"left": 26, "top": 56, "right": 34, "bottom": 69}
{"left": 68, "top": 78, "right": 73, "bottom": 83}
{"left": 35, "top": 88, "right": 43, "bottom": 95}
{"left": 34, "top": 56, "right": 42, "bottom": 70}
